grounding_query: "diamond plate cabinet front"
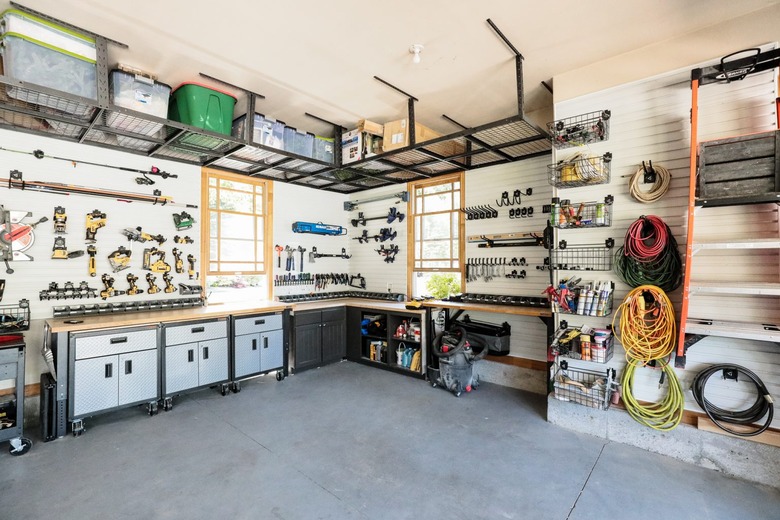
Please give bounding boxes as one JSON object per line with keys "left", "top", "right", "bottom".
{"left": 229, "top": 310, "right": 288, "bottom": 392}
{"left": 161, "top": 318, "right": 230, "bottom": 407}
{"left": 69, "top": 326, "right": 160, "bottom": 434}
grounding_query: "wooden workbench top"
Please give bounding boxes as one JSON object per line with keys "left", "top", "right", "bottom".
{"left": 422, "top": 300, "right": 552, "bottom": 318}
{"left": 46, "top": 298, "right": 427, "bottom": 333}
{"left": 46, "top": 300, "right": 291, "bottom": 333}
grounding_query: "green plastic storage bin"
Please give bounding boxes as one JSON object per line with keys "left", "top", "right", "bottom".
{"left": 168, "top": 82, "right": 236, "bottom": 135}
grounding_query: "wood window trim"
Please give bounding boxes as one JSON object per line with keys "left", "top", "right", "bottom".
{"left": 201, "top": 167, "right": 274, "bottom": 300}
{"left": 406, "top": 172, "right": 465, "bottom": 296}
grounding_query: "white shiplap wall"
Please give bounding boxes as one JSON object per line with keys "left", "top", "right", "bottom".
{"left": 554, "top": 51, "right": 779, "bottom": 427}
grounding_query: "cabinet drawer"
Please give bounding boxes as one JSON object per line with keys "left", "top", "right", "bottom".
{"left": 164, "top": 320, "right": 226, "bottom": 346}
{"left": 322, "top": 307, "right": 345, "bottom": 322}
{"left": 234, "top": 313, "right": 283, "bottom": 336}
{"left": 74, "top": 328, "right": 157, "bottom": 360}
{"left": 294, "top": 310, "right": 321, "bottom": 326}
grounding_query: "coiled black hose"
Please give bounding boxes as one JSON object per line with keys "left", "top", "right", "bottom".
{"left": 691, "top": 364, "right": 774, "bottom": 437}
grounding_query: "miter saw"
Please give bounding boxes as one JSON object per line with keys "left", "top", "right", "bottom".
{"left": 0, "top": 205, "right": 44, "bottom": 274}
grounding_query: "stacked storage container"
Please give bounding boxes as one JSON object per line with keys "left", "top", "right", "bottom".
{"left": 0, "top": 9, "right": 97, "bottom": 116}
{"left": 107, "top": 69, "right": 171, "bottom": 148}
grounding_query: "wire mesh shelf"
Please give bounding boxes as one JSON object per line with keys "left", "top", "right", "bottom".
{"left": 550, "top": 239, "right": 614, "bottom": 271}
{"left": 549, "top": 195, "right": 614, "bottom": 229}
{"left": 0, "top": 300, "right": 30, "bottom": 332}
{"left": 552, "top": 360, "right": 615, "bottom": 409}
{"left": 548, "top": 110, "right": 611, "bottom": 149}
{"left": 548, "top": 152, "right": 612, "bottom": 189}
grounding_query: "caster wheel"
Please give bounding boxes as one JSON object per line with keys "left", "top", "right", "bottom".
{"left": 231, "top": 382, "right": 241, "bottom": 393}
{"left": 220, "top": 384, "right": 229, "bottom": 396}
{"left": 148, "top": 403, "right": 158, "bottom": 416}
{"left": 163, "top": 398, "right": 173, "bottom": 412}
{"left": 276, "top": 371, "right": 284, "bottom": 381}
{"left": 430, "top": 382, "right": 437, "bottom": 388}
{"left": 9, "top": 438, "right": 32, "bottom": 456}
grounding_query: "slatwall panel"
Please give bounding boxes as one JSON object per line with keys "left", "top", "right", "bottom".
{"left": 0, "top": 128, "right": 202, "bottom": 321}
{"left": 344, "top": 184, "right": 408, "bottom": 295}
{"left": 463, "top": 159, "right": 552, "bottom": 360}
{"left": 554, "top": 52, "right": 779, "bottom": 428}
{"left": 271, "top": 182, "right": 349, "bottom": 298}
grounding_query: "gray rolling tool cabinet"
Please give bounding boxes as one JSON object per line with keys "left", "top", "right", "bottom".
{"left": 230, "top": 310, "right": 288, "bottom": 392}
{"left": 161, "top": 318, "right": 229, "bottom": 410}
{"left": 69, "top": 325, "right": 159, "bottom": 436}
{"left": 0, "top": 337, "right": 31, "bottom": 455}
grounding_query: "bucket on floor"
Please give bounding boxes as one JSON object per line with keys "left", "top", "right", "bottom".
{"left": 168, "top": 82, "right": 236, "bottom": 135}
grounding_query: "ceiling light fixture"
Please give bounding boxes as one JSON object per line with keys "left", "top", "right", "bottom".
{"left": 409, "top": 44, "right": 424, "bottom": 64}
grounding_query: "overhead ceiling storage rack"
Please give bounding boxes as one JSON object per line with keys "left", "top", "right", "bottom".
{"left": 0, "top": 6, "right": 550, "bottom": 193}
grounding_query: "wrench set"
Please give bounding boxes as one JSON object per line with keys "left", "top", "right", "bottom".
{"left": 466, "top": 257, "right": 528, "bottom": 283}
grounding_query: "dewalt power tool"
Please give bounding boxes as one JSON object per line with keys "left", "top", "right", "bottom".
{"left": 172, "top": 211, "right": 195, "bottom": 231}
{"left": 108, "top": 246, "right": 132, "bottom": 273}
{"left": 172, "top": 248, "right": 184, "bottom": 274}
{"left": 100, "top": 273, "right": 126, "bottom": 300}
{"left": 126, "top": 273, "right": 144, "bottom": 295}
{"left": 162, "top": 272, "right": 177, "bottom": 293}
{"left": 146, "top": 273, "right": 161, "bottom": 294}
{"left": 87, "top": 245, "right": 97, "bottom": 277}
{"left": 85, "top": 209, "right": 106, "bottom": 243}
{"left": 51, "top": 237, "right": 84, "bottom": 260}
{"left": 142, "top": 247, "right": 170, "bottom": 273}
{"left": 187, "top": 254, "right": 198, "bottom": 280}
{"left": 122, "top": 226, "right": 166, "bottom": 245}
{"left": 173, "top": 235, "right": 193, "bottom": 244}
{"left": 53, "top": 206, "right": 67, "bottom": 234}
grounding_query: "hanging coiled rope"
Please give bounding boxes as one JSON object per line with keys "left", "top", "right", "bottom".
{"left": 613, "top": 285, "right": 684, "bottom": 431}
{"left": 629, "top": 163, "right": 672, "bottom": 203}
{"left": 691, "top": 364, "right": 774, "bottom": 437}
{"left": 614, "top": 215, "right": 682, "bottom": 292}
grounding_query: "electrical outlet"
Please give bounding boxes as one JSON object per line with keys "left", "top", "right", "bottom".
{"left": 387, "top": 282, "right": 392, "bottom": 293}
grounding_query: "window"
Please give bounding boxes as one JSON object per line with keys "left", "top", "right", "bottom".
{"left": 408, "top": 173, "right": 464, "bottom": 297}
{"left": 202, "top": 168, "right": 272, "bottom": 300}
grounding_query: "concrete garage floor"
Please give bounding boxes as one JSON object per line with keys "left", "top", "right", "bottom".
{"left": 2, "top": 362, "right": 779, "bottom": 520}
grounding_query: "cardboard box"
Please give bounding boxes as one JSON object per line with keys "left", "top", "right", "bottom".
{"left": 383, "top": 119, "right": 441, "bottom": 152}
{"left": 358, "top": 119, "right": 384, "bottom": 136}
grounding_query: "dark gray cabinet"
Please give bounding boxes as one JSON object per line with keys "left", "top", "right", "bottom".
{"left": 293, "top": 307, "right": 346, "bottom": 373}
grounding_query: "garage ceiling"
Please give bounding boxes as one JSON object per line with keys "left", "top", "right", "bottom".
{"left": 6, "top": 0, "right": 778, "bottom": 138}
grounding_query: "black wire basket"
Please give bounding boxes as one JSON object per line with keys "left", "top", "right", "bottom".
{"left": 550, "top": 239, "right": 615, "bottom": 271}
{"left": 0, "top": 299, "right": 30, "bottom": 332}
{"left": 548, "top": 152, "right": 612, "bottom": 189}
{"left": 552, "top": 361, "right": 615, "bottom": 410}
{"left": 548, "top": 110, "right": 611, "bottom": 150}
{"left": 550, "top": 195, "right": 613, "bottom": 229}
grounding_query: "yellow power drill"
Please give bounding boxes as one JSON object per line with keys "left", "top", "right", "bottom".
{"left": 146, "top": 273, "right": 161, "bottom": 294}
{"left": 126, "top": 273, "right": 144, "bottom": 295}
{"left": 172, "top": 248, "right": 183, "bottom": 274}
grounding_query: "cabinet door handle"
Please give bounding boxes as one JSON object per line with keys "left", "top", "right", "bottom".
{"left": 203, "top": 346, "right": 209, "bottom": 360}
{"left": 125, "top": 359, "right": 132, "bottom": 375}
{"left": 110, "top": 337, "right": 128, "bottom": 344}
{"left": 252, "top": 339, "right": 257, "bottom": 351}
{"left": 191, "top": 326, "right": 205, "bottom": 333}
{"left": 105, "top": 363, "right": 113, "bottom": 378}
{"left": 188, "top": 349, "right": 194, "bottom": 363}
{"left": 254, "top": 319, "right": 265, "bottom": 325}
{"left": 263, "top": 337, "right": 268, "bottom": 349}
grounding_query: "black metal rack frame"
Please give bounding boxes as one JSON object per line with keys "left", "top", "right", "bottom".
{"left": 0, "top": 7, "right": 551, "bottom": 194}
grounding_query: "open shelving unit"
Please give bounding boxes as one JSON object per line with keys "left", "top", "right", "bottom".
{"left": 0, "top": 7, "right": 550, "bottom": 194}
{"left": 677, "top": 47, "right": 780, "bottom": 367}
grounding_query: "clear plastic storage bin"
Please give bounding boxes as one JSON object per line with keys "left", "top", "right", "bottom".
{"left": 107, "top": 70, "right": 171, "bottom": 147}
{"left": 313, "top": 136, "right": 334, "bottom": 163}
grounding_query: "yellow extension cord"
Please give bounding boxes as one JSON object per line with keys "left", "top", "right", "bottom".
{"left": 613, "top": 285, "right": 684, "bottom": 431}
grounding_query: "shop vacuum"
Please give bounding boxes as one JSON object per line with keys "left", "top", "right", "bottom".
{"left": 429, "top": 326, "right": 489, "bottom": 397}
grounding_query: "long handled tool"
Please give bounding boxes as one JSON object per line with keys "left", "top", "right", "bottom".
{"left": 0, "top": 146, "right": 178, "bottom": 185}
{"left": 2, "top": 170, "right": 198, "bottom": 208}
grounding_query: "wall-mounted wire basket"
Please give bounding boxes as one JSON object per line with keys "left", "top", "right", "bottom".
{"left": 549, "top": 195, "right": 613, "bottom": 229}
{"left": 550, "top": 239, "right": 614, "bottom": 271}
{"left": 550, "top": 281, "right": 615, "bottom": 317}
{"left": 0, "top": 299, "right": 30, "bottom": 331}
{"left": 552, "top": 360, "right": 615, "bottom": 409}
{"left": 548, "top": 152, "right": 612, "bottom": 189}
{"left": 551, "top": 324, "right": 615, "bottom": 363}
{"left": 548, "top": 110, "right": 611, "bottom": 149}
